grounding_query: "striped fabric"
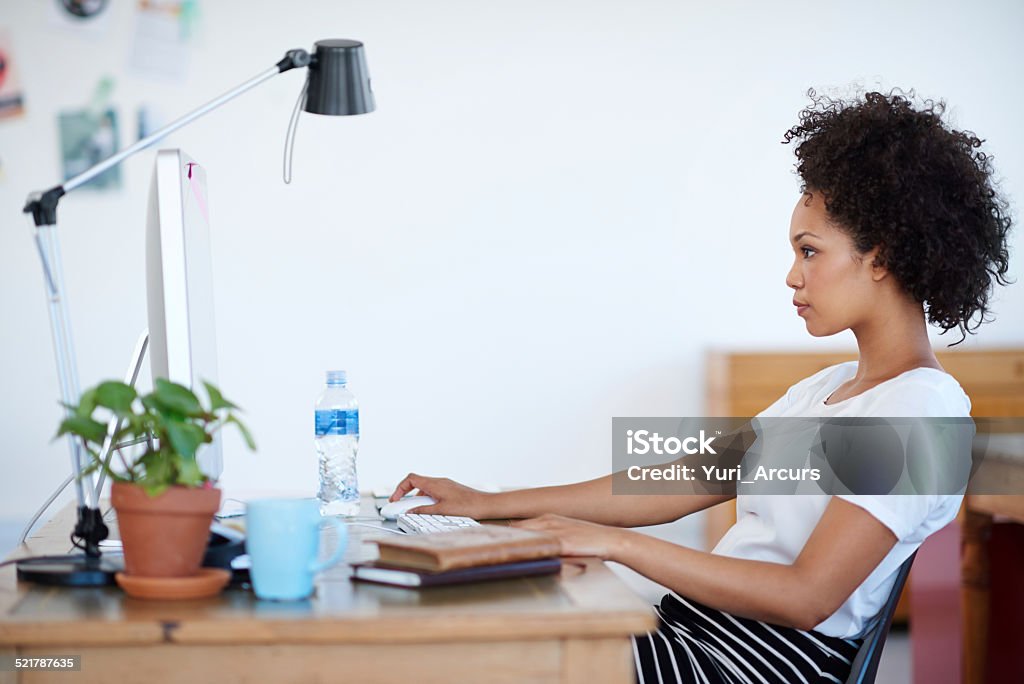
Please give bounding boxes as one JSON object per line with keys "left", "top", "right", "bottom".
{"left": 632, "top": 593, "right": 862, "bottom": 684}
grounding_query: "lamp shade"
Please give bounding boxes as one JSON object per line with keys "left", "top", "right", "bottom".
{"left": 304, "top": 39, "right": 375, "bottom": 116}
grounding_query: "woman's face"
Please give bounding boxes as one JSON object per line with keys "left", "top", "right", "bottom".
{"left": 786, "top": 191, "right": 881, "bottom": 337}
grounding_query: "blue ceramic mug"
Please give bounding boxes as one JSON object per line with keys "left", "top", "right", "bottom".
{"left": 246, "top": 498, "right": 347, "bottom": 600}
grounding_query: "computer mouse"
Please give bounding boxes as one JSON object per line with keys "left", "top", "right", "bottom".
{"left": 379, "top": 495, "right": 437, "bottom": 520}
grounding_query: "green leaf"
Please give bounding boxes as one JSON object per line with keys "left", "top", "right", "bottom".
{"left": 95, "top": 381, "right": 137, "bottom": 415}
{"left": 141, "top": 395, "right": 186, "bottom": 428}
{"left": 203, "top": 381, "right": 238, "bottom": 412}
{"left": 164, "top": 420, "right": 206, "bottom": 460}
{"left": 151, "top": 379, "right": 204, "bottom": 417}
{"left": 227, "top": 414, "right": 257, "bottom": 451}
{"left": 140, "top": 451, "right": 173, "bottom": 488}
{"left": 176, "top": 456, "right": 205, "bottom": 487}
{"left": 141, "top": 481, "right": 170, "bottom": 498}
{"left": 75, "top": 389, "right": 98, "bottom": 418}
{"left": 56, "top": 415, "right": 108, "bottom": 444}
{"left": 140, "top": 394, "right": 166, "bottom": 416}
{"left": 125, "top": 413, "right": 150, "bottom": 440}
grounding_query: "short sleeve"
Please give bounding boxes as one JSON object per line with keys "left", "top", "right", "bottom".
{"left": 836, "top": 493, "right": 962, "bottom": 542}
{"left": 835, "top": 495, "right": 927, "bottom": 541}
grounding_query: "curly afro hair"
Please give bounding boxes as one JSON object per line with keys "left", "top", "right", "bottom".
{"left": 782, "top": 88, "right": 1013, "bottom": 344}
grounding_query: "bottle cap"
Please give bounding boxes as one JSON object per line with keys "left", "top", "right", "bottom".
{"left": 326, "top": 370, "right": 347, "bottom": 386}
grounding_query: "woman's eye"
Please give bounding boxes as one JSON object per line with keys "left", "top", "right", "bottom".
{"left": 801, "top": 246, "right": 816, "bottom": 258}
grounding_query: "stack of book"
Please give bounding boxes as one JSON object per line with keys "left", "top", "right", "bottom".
{"left": 351, "top": 525, "right": 562, "bottom": 587}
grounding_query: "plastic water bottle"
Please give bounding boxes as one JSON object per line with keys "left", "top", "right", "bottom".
{"left": 315, "top": 370, "right": 360, "bottom": 516}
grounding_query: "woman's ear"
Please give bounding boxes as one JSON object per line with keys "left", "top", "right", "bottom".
{"left": 866, "top": 246, "right": 889, "bottom": 282}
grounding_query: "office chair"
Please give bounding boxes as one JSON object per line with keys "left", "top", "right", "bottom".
{"left": 844, "top": 550, "right": 918, "bottom": 684}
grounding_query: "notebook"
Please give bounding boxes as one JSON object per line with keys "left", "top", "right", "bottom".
{"left": 350, "top": 557, "right": 562, "bottom": 587}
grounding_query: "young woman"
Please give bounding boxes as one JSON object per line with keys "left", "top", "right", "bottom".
{"left": 387, "top": 90, "right": 1013, "bottom": 683}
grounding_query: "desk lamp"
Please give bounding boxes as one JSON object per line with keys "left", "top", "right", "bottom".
{"left": 17, "top": 39, "right": 374, "bottom": 586}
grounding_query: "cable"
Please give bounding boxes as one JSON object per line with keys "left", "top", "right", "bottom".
{"left": 282, "top": 80, "right": 308, "bottom": 184}
{"left": 17, "top": 473, "right": 75, "bottom": 546}
{"left": 18, "top": 443, "right": 142, "bottom": 548}
{"left": 342, "top": 522, "right": 406, "bottom": 535}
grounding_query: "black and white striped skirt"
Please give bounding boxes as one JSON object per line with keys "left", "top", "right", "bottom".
{"left": 632, "top": 593, "right": 862, "bottom": 683}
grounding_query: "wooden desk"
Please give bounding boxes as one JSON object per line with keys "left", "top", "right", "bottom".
{"left": 0, "top": 496, "right": 656, "bottom": 684}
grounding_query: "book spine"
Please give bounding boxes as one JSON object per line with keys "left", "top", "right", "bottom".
{"left": 351, "top": 558, "right": 562, "bottom": 587}
{"left": 429, "top": 542, "right": 562, "bottom": 571}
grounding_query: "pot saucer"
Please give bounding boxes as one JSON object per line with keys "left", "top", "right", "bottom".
{"left": 115, "top": 568, "right": 231, "bottom": 600}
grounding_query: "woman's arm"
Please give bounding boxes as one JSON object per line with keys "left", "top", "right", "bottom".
{"left": 487, "top": 474, "right": 734, "bottom": 527}
{"left": 390, "top": 422, "right": 754, "bottom": 526}
{"left": 389, "top": 471, "right": 734, "bottom": 527}
{"left": 514, "top": 497, "right": 898, "bottom": 630}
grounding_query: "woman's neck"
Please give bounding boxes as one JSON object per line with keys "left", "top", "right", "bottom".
{"left": 849, "top": 298, "right": 941, "bottom": 383}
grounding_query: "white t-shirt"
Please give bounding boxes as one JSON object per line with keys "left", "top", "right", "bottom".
{"left": 710, "top": 361, "right": 971, "bottom": 639}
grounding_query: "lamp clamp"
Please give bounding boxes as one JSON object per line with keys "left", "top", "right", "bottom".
{"left": 276, "top": 48, "right": 311, "bottom": 73}
{"left": 24, "top": 186, "right": 66, "bottom": 228}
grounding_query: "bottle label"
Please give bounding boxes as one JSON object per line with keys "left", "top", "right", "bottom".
{"left": 315, "top": 409, "right": 359, "bottom": 436}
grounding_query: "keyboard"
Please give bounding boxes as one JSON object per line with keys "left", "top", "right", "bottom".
{"left": 397, "top": 513, "right": 482, "bottom": 534}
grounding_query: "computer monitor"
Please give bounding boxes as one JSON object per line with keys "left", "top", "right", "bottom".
{"left": 145, "top": 148, "right": 223, "bottom": 481}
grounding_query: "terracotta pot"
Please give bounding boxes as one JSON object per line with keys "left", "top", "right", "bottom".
{"left": 111, "top": 482, "right": 221, "bottom": 578}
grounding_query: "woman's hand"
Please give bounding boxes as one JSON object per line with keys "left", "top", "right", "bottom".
{"left": 388, "top": 473, "right": 493, "bottom": 519}
{"left": 511, "top": 513, "right": 628, "bottom": 561}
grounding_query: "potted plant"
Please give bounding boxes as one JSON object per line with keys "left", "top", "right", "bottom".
{"left": 57, "top": 379, "right": 255, "bottom": 578}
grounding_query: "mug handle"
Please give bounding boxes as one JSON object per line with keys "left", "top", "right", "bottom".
{"left": 309, "top": 517, "right": 348, "bottom": 575}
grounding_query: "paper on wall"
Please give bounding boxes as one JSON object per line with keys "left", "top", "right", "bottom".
{"left": 129, "top": 0, "right": 200, "bottom": 83}
{"left": 0, "top": 29, "right": 25, "bottom": 120}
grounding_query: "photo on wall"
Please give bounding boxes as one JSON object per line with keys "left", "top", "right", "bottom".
{"left": 58, "top": 107, "right": 121, "bottom": 190}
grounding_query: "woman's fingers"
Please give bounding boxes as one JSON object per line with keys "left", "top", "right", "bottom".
{"left": 511, "top": 517, "right": 547, "bottom": 530}
{"left": 407, "top": 502, "right": 443, "bottom": 515}
{"left": 389, "top": 473, "right": 431, "bottom": 502}
{"left": 387, "top": 474, "right": 487, "bottom": 518}
{"left": 513, "top": 513, "right": 558, "bottom": 525}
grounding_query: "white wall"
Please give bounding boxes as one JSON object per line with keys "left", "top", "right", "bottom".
{"left": 1, "top": 0, "right": 1022, "bottom": 550}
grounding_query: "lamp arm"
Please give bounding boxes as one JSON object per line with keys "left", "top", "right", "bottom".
{"left": 24, "top": 48, "right": 311, "bottom": 226}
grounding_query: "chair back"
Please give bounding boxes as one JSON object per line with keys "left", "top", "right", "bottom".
{"left": 844, "top": 550, "right": 917, "bottom": 684}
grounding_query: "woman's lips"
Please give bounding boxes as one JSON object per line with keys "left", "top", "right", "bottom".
{"left": 793, "top": 300, "right": 809, "bottom": 316}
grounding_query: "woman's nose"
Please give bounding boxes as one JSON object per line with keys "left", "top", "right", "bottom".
{"left": 785, "top": 261, "right": 802, "bottom": 290}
